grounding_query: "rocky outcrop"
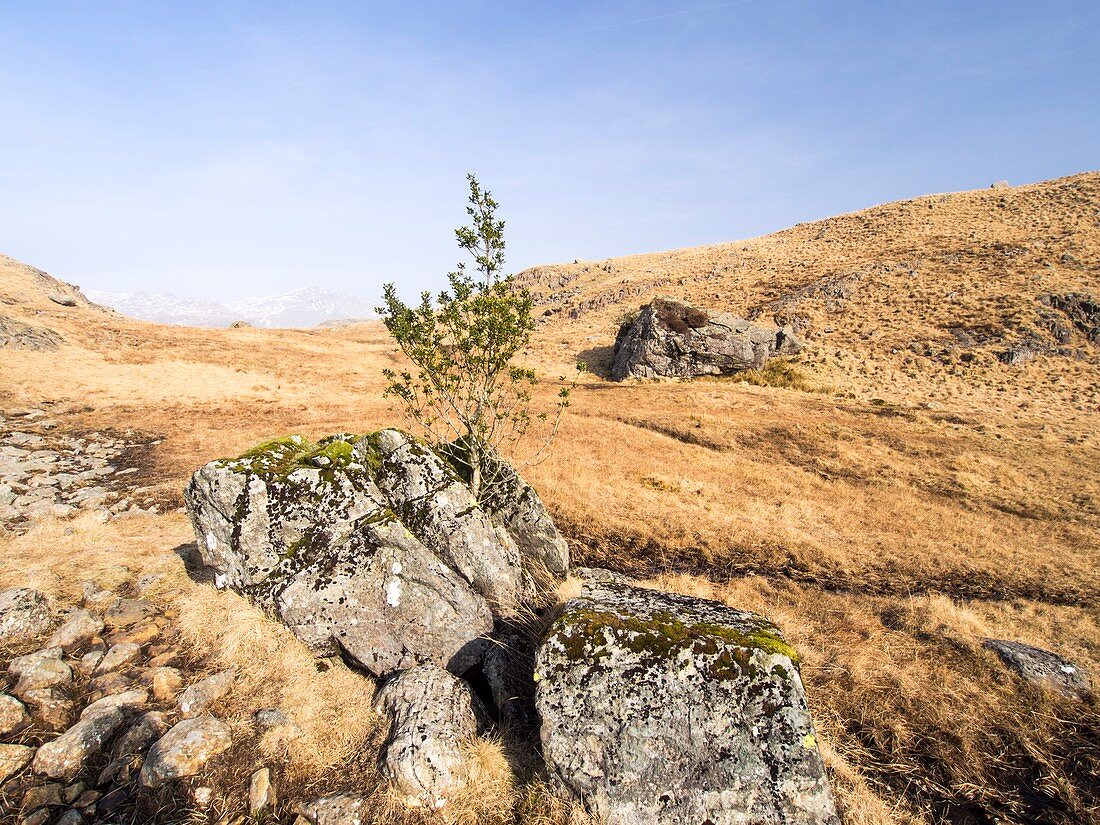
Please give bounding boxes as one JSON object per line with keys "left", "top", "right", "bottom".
{"left": 184, "top": 430, "right": 568, "bottom": 678}
{"left": 535, "top": 576, "right": 838, "bottom": 824}
{"left": 612, "top": 297, "right": 801, "bottom": 381}
{"left": 375, "top": 665, "right": 486, "bottom": 809}
{"left": 1042, "top": 292, "right": 1099, "bottom": 346}
{"left": 32, "top": 690, "right": 149, "bottom": 780}
{"left": 983, "top": 639, "right": 1092, "bottom": 699}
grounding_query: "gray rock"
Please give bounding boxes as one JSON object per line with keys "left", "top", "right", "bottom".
{"left": 47, "top": 610, "right": 104, "bottom": 652}
{"left": 20, "top": 688, "right": 75, "bottom": 730}
{"left": 178, "top": 669, "right": 235, "bottom": 718}
{"left": 0, "top": 692, "right": 31, "bottom": 736}
{"left": 611, "top": 297, "right": 802, "bottom": 381}
{"left": 140, "top": 716, "right": 233, "bottom": 788}
{"left": 369, "top": 429, "right": 526, "bottom": 612}
{"left": 185, "top": 434, "right": 493, "bottom": 676}
{"left": 375, "top": 665, "right": 485, "bottom": 809}
{"left": 0, "top": 588, "right": 53, "bottom": 644}
{"left": 535, "top": 578, "right": 838, "bottom": 824}
{"left": 103, "top": 598, "right": 158, "bottom": 628}
{"left": 47, "top": 293, "right": 77, "bottom": 307}
{"left": 112, "top": 710, "right": 169, "bottom": 757}
{"left": 93, "top": 642, "right": 141, "bottom": 675}
{"left": 446, "top": 439, "right": 570, "bottom": 581}
{"left": 984, "top": 639, "right": 1092, "bottom": 699}
{"left": 10, "top": 648, "right": 72, "bottom": 697}
{"left": 32, "top": 690, "right": 148, "bottom": 780}
{"left": 0, "top": 743, "right": 34, "bottom": 782}
{"left": 297, "top": 794, "right": 369, "bottom": 825}
{"left": 990, "top": 180, "right": 1010, "bottom": 189}
{"left": 1042, "top": 292, "right": 1099, "bottom": 345}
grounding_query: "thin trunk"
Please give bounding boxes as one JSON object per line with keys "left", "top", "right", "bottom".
{"left": 467, "top": 432, "right": 482, "bottom": 501}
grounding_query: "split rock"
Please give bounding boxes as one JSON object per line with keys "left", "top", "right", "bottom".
{"left": 140, "top": 716, "right": 232, "bottom": 787}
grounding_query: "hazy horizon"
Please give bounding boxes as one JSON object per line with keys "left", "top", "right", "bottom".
{"left": 2, "top": 1, "right": 1097, "bottom": 303}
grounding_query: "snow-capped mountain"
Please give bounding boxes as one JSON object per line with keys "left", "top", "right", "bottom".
{"left": 86, "top": 287, "right": 376, "bottom": 328}
{"left": 86, "top": 290, "right": 240, "bottom": 328}
{"left": 227, "top": 287, "right": 376, "bottom": 329}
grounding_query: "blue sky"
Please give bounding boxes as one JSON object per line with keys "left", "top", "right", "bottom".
{"left": 1, "top": 1, "right": 1097, "bottom": 302}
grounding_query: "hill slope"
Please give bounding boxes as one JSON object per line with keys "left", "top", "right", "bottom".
{"left": 0, "top": 174, "right": 1098, "bottom": 824}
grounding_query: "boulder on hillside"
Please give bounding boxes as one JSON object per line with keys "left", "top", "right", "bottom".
{"left": 0, "top": 588, "right": 53, "bottom": 645}
{"left": 983, "top": 639, "right": 1092, "bottom": 699}
{"left": 611, "top": 297, "right": 802, "bottom": 381}
{"left": 535, "top": 575, "right": 838, "bottom": 825}
{"left": 184, "top": 430, "right": 568, "bottom": 677}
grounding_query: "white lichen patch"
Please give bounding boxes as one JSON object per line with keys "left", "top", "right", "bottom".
{"left": 205, "top": 531, "right": 217, "bottom": 550}
{"left": 386, "top": 577, "right": 403, "bottom": 607}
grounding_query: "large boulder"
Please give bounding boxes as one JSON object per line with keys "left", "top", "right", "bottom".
{"left": 375, "top": 665, "right": 487, "bottom": 809}
{"left": 535, "top": 576, "right": 838, "bottom": 825}
{"left": 983, "top": 639, "right": 1092, "bottom": 699}
{"left": 184, "top": 430, "right": 566, "bottom": 677}
{"left": 612, "top": 297, "right": 801, "bottom": 381}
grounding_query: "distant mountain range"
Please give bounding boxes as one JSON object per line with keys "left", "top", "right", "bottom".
{"left": 86, "top": 286, "right": 376, "bottom": 328}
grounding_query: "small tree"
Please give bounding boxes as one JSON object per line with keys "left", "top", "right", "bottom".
{"left": 378, "top": 174, "right": 572, "bottom": 501}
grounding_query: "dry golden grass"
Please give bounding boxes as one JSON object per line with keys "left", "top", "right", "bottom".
{"left": 1, "top": 173, "right": 1098, "bottom": 822}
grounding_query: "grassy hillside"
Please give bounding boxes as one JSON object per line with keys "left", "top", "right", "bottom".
{"left": 1, "top": 173, "right": 1098, "bottom": 823}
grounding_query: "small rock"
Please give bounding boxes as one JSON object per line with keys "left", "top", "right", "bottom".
{"left": 375, "top": 665, "right": 485, "bottom": 808}
{"left": 990, "top": 180, "right": 1010, "bottom": 189}
{"left": 95, "top": 786, "right": 128, "bottom": 816}
{"left": 149, "top": 667, "right": 184, "bottom": 702}
{"left": 0, "top": 693, "right": 31, "bottom": 737}
{"left": 94, "top": 642, "right": 141, "bottom": 675}
{"left": 140, "top": 716, "right": 233, "bottom": 788}
{"left": 104, "top": 599, "right": 158, "bottom": 629}
{"left": 62, "top": 781, "right": 85, "bottom": 803}
{"left": 249, "top": 766, "right": 275, "bottom": 815}
{"left": 0, "top": 743, "right": 34, "bottom": 782}
{"left": 10, "top": 648, "right": 72, "bottom": 697}
{"left": 22, "top": 782, "right": 64, "bottom": 811}
{"left": 0, "top": 588, "right": 53, "bottom": 645}
{"left": 178, "top": 669, "right": 234, "bottom": 718}
{"left": 20, "top": 810, "right": 50, "bottom": 825}
{"left": 106, "top": 620, "right": 161, "bottom": 647}
{"left": 86, "top": 671, "right": 132, "bottom": 701}
{"left": 113, "top": 711, "right": 169, "bottom": 757}
{"left": 47, "top": 611, "right": 104, "bottom": 652}
{"left": 73, "top": 789, "right": 100, "bottom": 809}
{"left": 297, "top": 794, "right": 368, "bottom": 825}
{"left": 135, "top": 574, "right": 165, "bottom": 596}
{"left": 253, "top": 707, "right": 290, "bottom": 729}
{"left": 80, "top": 583, "right": 113, "bottom": 607}
{"left": 47, "top": 293, "right": 77, "bottom": 307}
{"left": 21, "top": 688, "right": 75, "bottom": 730}
{"left": 984, "top": 639, "right": 1092, "bottom": 699}
{"left": 55, "top": 810, "right": 85, "bottom": 825}
{"left": 74, "top": 650, "right": 104, "bottom": 677}
{"left": 31, "top": 690, "right": 148, "bottom": 780}
{"left": 192, "top": 785, "right": 214, "bottom": 807}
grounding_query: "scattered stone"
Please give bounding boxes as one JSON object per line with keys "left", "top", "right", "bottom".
{"left": 104, "top": 599, "right": 158, "bottom": 629}
{"left": 0, "top": 693, "right": 31, "bottom": 736}
{"left": 990, "top": 180, "right": 1010, "bottom": 189}
{"left": 535, "top": 575, "right": 839, "bottom": 824}
{"left": 22, "top": 782, "right": 64, "bottom": 811}
{"left": 997, "top": 345, "right": 1035, "bottom": 365}
{"left": 20, "top": 688, "right": 75, "bottom": 730}
{"left": 46, "top": 610, "right": 104, "bottom": 652}
{"left": 93, "top": 642, "right": 141, "bottom": 675}
{"left": 1041, "top": 292, "right": 1099, "bottom": 345}
{"left": 140, "top": 716, "right": 233, "bottom": 788}
{"left": 74, "top": 650, "right": 104, "bottom": 677}
{"left": 113, "top": 710, "right": 169, "bottom": 757}
{"left": 612, "top": 297, "right": 802, "bottom": 381}
{"left": 73, "top": 789, "right": 100, "bottom": 809}
{"left": 375, "top": 665, "right": 485, "bottom": 809}
{"left": 253, "top": 707, "right": 291, "bottom": 730}
{"left": 0, "top": 588, "right": 53, "bottom": 644}
{"left": 47, "top": 293, "right": 77, "bottom": 307}
{"left": 984, "top": 639, "right": 1092, "bottom": 699}
{"left": 55, "top": 810, "right": 85, "bottom": 825}
{"left": 106, "top": 619, "right": 161, "bottom": 647}
{"left": 95, "top": 786, "right": 128, "bottom": 816}
{"left": 150, "top": 667, "right": 184, "bottom": 702}
{"left": 146, "top": 648, "right": 181, "bottom": 668}
{"left": 10, "top": 648, "right": 72, "bottom": 697}
{"left": 31, "top": 690, "right": 148, "bottom": 780}
{"left": 178, "top": 669, "right": 235, "bottom": 718}
{"left": 20, "top": 810, "right": 49, "bottom": 825}
{"left": 0, "top": 743, "right": 34, "bottom": 782}
{"left": 297, "top": 794, "right": 368, "bottom": 825}
{"left": 249, "top": 766, "right": 276, "bottom": 815}
{"left": 62, "top": 782, "right": 85, "bottom": 803}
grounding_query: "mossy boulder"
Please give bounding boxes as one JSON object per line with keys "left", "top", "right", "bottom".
{"left": 612, "top": 296, "right": 801, "bottom": 381}
{"left": 535, "top": 575, "right": 838, "bottom": 824}
{"left": 183, "top": 429, "right": 567, "bottom": 677}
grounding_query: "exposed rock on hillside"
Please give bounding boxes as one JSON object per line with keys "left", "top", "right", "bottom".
{"left": 983, "top": 639, "right": 1092, "bottom": 699}
{"left": 184, "top": 431, "right": 568, "bottom": 677}
{"left": 0, "top": 317, "right": 63, "bottom": 351}
{"left": 535, "top": 575, "right": 838, "bottom": 824}
{"left": 612, "top": 297, "right": 801, "bottom": 381}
